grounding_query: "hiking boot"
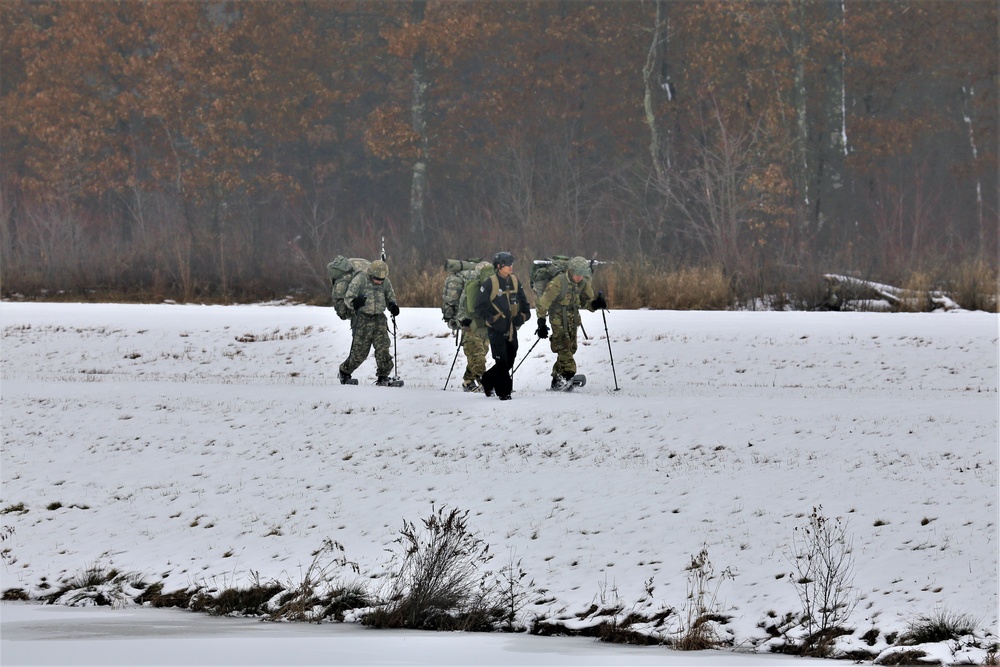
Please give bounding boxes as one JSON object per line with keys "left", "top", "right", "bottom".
{"left": 481, "top": 377, "right": 494, "bottom": 397}
{"left": 551, "top": 375, "right": 568, "bottom": 390}
{"left": 462, "top": 380, "right": 481, "bottom": 393}
{"left": 498, "top": 393, "right": 512, "bottom": 401}
{"left": 375, "top": 376, "right": 392, "bottom": 386}
{"left": 339, "top": 370, "right": 352, "bottom": 385}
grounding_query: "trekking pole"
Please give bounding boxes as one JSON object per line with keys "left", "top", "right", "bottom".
{"left": 511, "top": 335, "right": 542, "bottom": 378}
{"left": 600, "top": 304, "right": 620, "bottom": 391}
{"left": 443, "top": 331, "right": 463, "bottom": 390}
{"left": 391, "top": 314, "right": 399, "bottom": 379}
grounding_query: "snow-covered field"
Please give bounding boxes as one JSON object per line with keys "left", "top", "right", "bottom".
{"left": 1, "top": 302, "right": 996, "bottom": 665}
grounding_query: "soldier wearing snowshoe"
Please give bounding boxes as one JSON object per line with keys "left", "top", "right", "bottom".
{"left": 535, "top": 256, "right": 607, "bottom": 389}
{"left": 475, "top": 251, "right": 531, "bottom": 401}
{"left": 458, "top": 261, "right": 492, "bottom": 392}
{"left": 338, "top": 260, "right": 400, "bottom": 386}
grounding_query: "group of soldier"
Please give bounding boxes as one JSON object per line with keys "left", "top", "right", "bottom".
{"left": 337, "top": 252, "right": 606, "bottom": 399}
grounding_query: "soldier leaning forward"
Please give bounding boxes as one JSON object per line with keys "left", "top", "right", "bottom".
{"left": 458, "top": 261, "right": 493, "bottom": 392}
{"left": 534, "top": 256, "right": 607, "bottom": 389}
{"left": 338, "top": 260, "right": 400, "bottom": 386}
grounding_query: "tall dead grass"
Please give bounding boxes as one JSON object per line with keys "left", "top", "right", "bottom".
{"left": 947, "top": 259, "right": 998, "bottom": 313}
{"left": 4, "top": 248, "right": 996, "bottom": 312}
{"left": 601, "top": 263, "right": 733, "bottom": 311}
{"left": 388, "top": 260, "right": 735, "bottom": 311}
{"left": 395, "top": 260, "right": 995, "bottom": 312}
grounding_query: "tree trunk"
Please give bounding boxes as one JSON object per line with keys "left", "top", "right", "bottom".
{"left": 409, "top": 0, "right": 429, "bottom": 242}
{"left": 642, "top": 0, "right": 670, "bottom": 185}
{"left": 815, "top": 0, "right": 847, "bottom": 233}
{"left": 960, "top": 84, "right": 986, "bottom": 252}
{"left": 791, "top": 0, "right": 811, "bottom": 233}
{"left": 641, "top": 0, "right": 671, "bottom": 247}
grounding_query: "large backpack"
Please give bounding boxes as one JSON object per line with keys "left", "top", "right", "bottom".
{"left": 327, "top": 256, "right": 371, "bottom": 320}
{"left": 529, "top": 255, "right": 572, "bottom": 300}
{"left": 441, "top": 259, "right": 482, "bottom": 326}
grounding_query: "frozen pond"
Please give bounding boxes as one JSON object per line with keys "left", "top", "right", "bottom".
{"left": 1, "top": 604, "right": 829, "bottom": 666}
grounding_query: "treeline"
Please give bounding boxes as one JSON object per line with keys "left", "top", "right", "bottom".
{"left": 0, "top": 1, "right": 996, "bottom": 308}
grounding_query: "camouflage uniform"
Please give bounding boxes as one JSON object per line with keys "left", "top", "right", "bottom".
{"left": 460, "top": 263, "right": 492, "bottom": 387}
{"left": 339, "top": 265, "right": 397, "bottom": 380}
{"left": 535, "top": 267, "right": 597, "bottom": 381}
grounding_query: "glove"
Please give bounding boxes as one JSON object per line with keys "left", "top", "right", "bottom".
{"left": 447, "top": 318, "right": 459, "bottom": 331}
{"left": 388, "top": 302, "right": 400, "bottom": 317}
{"left": 592, "top": 292, "right": 607, "bottom": 310}
{"left": 350, "top": 295, "right": 367, "bottom": 311}
{"left": 459, "top": 318, "right": 472, "bottom": 328}
{"left": 536, "top": 318, "right": 549, "bottom": 339}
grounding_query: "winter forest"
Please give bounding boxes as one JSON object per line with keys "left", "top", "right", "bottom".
{"left": 0, "top": 1, "right": 996, "bottom": 307}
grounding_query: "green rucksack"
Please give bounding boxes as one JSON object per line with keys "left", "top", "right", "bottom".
{"left": 529, "top": 255, "right": 573, "bottom": 300}
{"left": 441, "top": 259, "right": 483, "bottom": 327}
{"left": 327, "top": 255, "right": 371, "bottom": 320}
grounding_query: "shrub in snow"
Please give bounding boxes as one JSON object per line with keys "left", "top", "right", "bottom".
{"left": 784, "top": 506, "right": 858, "bottom": 656}
{"left": 45, "top": 564, "right": 149, "bottom": 608}
{"left": 364, "top": 506, "right": 506, "bottom": 631}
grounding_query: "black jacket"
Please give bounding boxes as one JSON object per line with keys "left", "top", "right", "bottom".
{"left": 475, "top": 273, "right": 530, "bottom": 340}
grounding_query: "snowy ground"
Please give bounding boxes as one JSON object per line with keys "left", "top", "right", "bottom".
{"left": 1, "top": 302, "right": 997, "bottom": 665}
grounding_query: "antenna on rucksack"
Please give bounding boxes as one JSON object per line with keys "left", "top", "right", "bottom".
{"left": 380, "top": 236, "right": 386, "bottom": 262}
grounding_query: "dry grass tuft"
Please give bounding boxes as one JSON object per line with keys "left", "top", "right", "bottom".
{"left": 589, "top": 263, "right": 732, "bottom": 311}
{"left": 948, "top": 259, "right": 999, "bottom": 312}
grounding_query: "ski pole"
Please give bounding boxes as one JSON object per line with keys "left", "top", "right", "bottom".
{"left": 600, "top": 303, "right": 620, "bottom": 391}
{"left": 511, "top": 335, "right": 542, "bottom": 378}
{"left": 391, "top": 314, "right": 399, "bottom": 379}
{"left": 443, "top": 331, "right": 463, "bottom": 390}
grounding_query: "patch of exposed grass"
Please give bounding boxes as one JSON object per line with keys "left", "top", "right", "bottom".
{"left": 903, "top": 608, "right": 978, "bottom": 644}
{"left": 877, "top": 648, "right": 930, "bottom": 665}
{"left": 1, "top": 503, "right": 27, "bottom": 515}
{"left": 191, "top": 583, "right": 284, "bottom": 617}
{"left": 596, "top": 617, "right": 663, "bottom": 646}
{"left": 135, "top": 583, "right": 198, "bottom": 608}
{"left": 41, "top": 564, "right": 149, "bottom": 607}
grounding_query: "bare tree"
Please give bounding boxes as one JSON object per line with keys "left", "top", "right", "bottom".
{"left": 662, "top": 101, "right": 764, "bottom": 276}
{"left": 785, "top": 506, "right": 857, "bottom": 655}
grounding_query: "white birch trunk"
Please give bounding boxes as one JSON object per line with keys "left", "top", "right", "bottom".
{"left": 961, "top": 85, "right": 985, "bottom": 250}
{"left": 409, "top": 0, "right": 429, "bottom": 240}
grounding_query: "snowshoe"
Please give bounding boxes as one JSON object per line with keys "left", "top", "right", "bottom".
{"left": 376, "top": 376, "right": 405, "bottom": 387}
{"left": 548, "top": 374, "right": 586, "bottom": 392}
